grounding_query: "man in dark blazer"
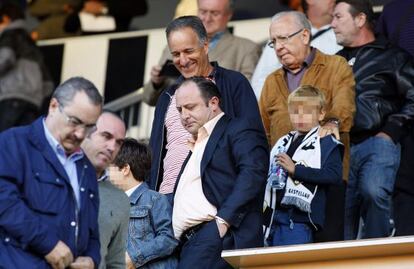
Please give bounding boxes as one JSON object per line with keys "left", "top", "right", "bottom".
{"left": 172, "top": 77, "right": 269, "bottom": 269}
{"left": 0, "top": 77, "right": 102, "bottom": 269}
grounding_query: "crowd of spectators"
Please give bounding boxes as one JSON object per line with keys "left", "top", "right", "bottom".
{"left": 0, "top": 0, "right": 413, "bottom": 268}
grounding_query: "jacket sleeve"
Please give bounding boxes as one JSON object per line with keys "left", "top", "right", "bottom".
{"left": 294, "top": 145, "right": 343, "bottom": 185}
{"left": 105, "top": 198, "right": 129, "bottom": 269}
{"left": 0, "top": 132, "right": 60, "bottom": 256}
{"left": 231, "top": 75, "right": 264, "bottom": 132}
{"left": 259, "top": 76, "right": 272, "bottom": 144}
{"left": 129, "top": 194, "right": 178, "bottom": 267}
{"left": 217, "top": 121, "right": 269, "bottom": 227}
{"left": 381, "top": 53, "right": 414, "bottom": 143}
{"left": 238, "top": 42, "right": 261, "bottom": 80}
{"left": 324, "top": 56, "right": 356, "bottom": 133}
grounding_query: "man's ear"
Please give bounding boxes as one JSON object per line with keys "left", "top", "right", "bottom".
{"left": 356, "top": 13, "right": 367, "bottom": 28}
{"left": 302, "top": 28, "right": 311, "bottom": 46}
{"left": 209, "top": 96, "right": 220, "bottom": 111}
{"left": 122, "top": 164, "right": 131, "bottom": 177}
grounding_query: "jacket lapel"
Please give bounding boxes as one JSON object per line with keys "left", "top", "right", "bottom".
{"left": 200, "top": 115, "right": 230, "bottom": 176}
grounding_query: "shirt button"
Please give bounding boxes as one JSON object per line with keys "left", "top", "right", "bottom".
{"left": 89, "top": 193, "right": 94, "bottom": 199}
{"left": 4, "top": 237, "right": 10, "bottom": 243}
{"left": 56, "top": 178, "right": 60, "bottom": 183}
{"left": 84, "top": 165, "right": 88, "bottom": 169}
{"left": 80, "top": 187, "right": 85, "bottom": 192}
{"left": 70, "top": 221, "right": 76, "bottom": 227}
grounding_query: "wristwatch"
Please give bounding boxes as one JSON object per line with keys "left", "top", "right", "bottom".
{"left": 326, "top": 118, "right": 340, "bottom": 127}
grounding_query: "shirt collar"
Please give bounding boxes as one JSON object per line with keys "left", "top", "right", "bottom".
{"left": 209, "top": 31, "right": 225, "bottom": 50}
{"left": 98, "top": 169, "right": 109, "bottom": 182}
{"left": 125, "top": 182, "right": 143, "bottom": 197}
{"left": 283, "top": 47, "right": 316, "bottom": 74}
{"left": 43, "top": 119, "right": 84, "bottom": 160}
{"left": 202, "top": 112, "right": 225, "bottom": 137}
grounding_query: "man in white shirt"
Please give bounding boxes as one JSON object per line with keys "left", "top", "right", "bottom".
{"left": 173, "top": 77, "right": 268, "bottom": 269}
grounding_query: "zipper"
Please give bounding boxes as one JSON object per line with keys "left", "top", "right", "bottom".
{"left": 154, "top": 92, "right": 173, "bottom": 190}
{"left": 71, "top": 161, "right": 86, "bottom": 256}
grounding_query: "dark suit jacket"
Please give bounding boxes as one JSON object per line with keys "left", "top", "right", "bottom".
{"left": 176, "top": 115, "right": 269, "bottom": 249}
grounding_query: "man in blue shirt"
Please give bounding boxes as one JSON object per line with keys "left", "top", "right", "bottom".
{"left": 0, "top": 77, "right": 103, "bottom": 269}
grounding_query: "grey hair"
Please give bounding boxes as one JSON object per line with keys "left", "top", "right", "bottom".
{"left": 52, "top": 77, "right": 103, "bottom": 108}
{"left": 271, "top": 11, "right": 312, "bottom": 37}
{"left": 166, "top": 16, "right": 207, "bottom": 46}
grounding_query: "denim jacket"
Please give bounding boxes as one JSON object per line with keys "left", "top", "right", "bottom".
{"left": 127, "top": 182, "right": 178, "bottom": 269}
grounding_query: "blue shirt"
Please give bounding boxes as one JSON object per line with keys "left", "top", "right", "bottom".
{"left": 209, "top": 31, "right": 225, "bottom": 50}
{"left": 43, "top": 119, "right": 84, "bottom": 206}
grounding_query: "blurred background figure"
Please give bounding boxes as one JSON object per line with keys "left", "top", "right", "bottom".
{"left": 64, "top": 0, "right": 148, "bottom": 35}
{"left": 0, "top": 0, "right": 53, "bottom": 131}
{"left": 174, "top": 0, "right": 198, "bottom": 18}
{"left": 28, "top": 0, "right": 80, "bottom": 39}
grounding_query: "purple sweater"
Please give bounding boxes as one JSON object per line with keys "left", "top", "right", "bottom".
{"left": 376, "top": 0, "right": 414, "bottom": 58}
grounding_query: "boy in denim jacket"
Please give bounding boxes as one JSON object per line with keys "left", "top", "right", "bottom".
{"left": 263, "top": 85, "right": 343, "bottom": 246}
{"left": 110, "top": 138, "right": 178, "bottom": 268}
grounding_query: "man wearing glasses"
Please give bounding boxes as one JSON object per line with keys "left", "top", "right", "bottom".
{"left": 259, "top": 11, "right": 355, "bottom": 243}
{"left": 0, "top": 77, "right": 102, "bottom": 269}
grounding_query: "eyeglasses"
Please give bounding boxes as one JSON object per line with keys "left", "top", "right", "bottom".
{"left": 59, "top": 105, "right": 97, "bottom": 135}
{"left": 267, "top": 28, "right": 304, "bottom": 48}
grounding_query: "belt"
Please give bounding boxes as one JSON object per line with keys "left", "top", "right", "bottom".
{"left": 180, "top": 222, "right": 207, "bottom": 244}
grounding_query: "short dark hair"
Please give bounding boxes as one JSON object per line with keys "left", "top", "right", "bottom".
{"left": 179, "top": 76, "right": 222, "bottom": 106}
{"left": 0, "top": 1, "right": 25, "bottom": 21}
{"left": 336, "top": 0, "right": 375, "bottom": 30}
{"left": 52, "top": 77, "right": 103, "bottom": 108}
{"left": 166, "top": 16, "right": 207, "bottom": 46}
{"left": 113, "top": 138, "right": 151, "bottom": 182}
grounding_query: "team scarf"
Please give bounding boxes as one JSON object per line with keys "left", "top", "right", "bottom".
{"left": 263, "top": 126, "right": 321, "bottom": 239}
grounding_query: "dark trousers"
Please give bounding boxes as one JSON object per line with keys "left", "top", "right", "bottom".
{"left": 314, "top": 182, "right": 346, "bottom": 242}
{"left": 0, "top": 99, "right": 39, "bottom": 132}
{"left": 178, "top": 221, "right": 232, "bottom": 269}
{"left": 394, "top": 131, "right": 414, "bottom": 236}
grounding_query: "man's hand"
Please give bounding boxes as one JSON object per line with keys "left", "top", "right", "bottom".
{"left": 69, "top": 256, "right": 94, "bottom": 269}
{"left": 126, "top": 252, "right": 135, "bottom": 269}
{"left": 150, "top": 65, "right": 166, "bottom": 87}
{"left": 376, "top": 132, "right": 393, "bottom": 143}
{"left": 82, "top": 1, "right": 105, "bottom": 15}
{"left": 320, "top": 122, "right": 340, "bottom": 140}
{"left": 276, "top": 153, "right": 295, "bottom": 175}
{"left": 215, "top": 219, "right": 229, "bottom": 238}
{"left": 45, "top": 240, "right": 74, "bottom": 269}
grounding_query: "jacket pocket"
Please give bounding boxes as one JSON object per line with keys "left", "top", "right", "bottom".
{"left": 28, "top": 171, "right": 66, "bottom": 215}
{"left": 129, "top": 206, "right": 151, "bottom": 240}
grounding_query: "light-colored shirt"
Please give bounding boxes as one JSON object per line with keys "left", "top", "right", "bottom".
{"left": 159, "top": 95, "right": 192, "bottom": 194}
{"left": 43, "top": 120, "right": 83, "bottom": 206}
{"left": 209, "top": 31, "right": 225, "bottom": 50}
{"left": 251, "top": 24, "right": 342, "bottom": 99}
{"left": 173, "top": 112, "right": 224, "bottom": 239}
{"left": 125, "top": 182, "right": 142, "bottom": 197}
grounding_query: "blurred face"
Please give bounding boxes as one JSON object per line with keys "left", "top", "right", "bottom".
{"left": 81, "top": 113, "right": 126, "bottom": 175}
{"left": 47, "top": 91, "right": 101, "bottom": 154}
{"left": 198, "top": 0, "right": 232, "bottom": 38}
{"left": 288, "top": 98, "right": 325, "bottom": 133}
{"left": 175, "top": 82, "right": 219, "bottom": 135}
{"left": 331, "top": 2, "right": 360, "bottom": 47}
{"left": 168, "top": 27, "right": 210, "bottom": 78}
{"left": 269, "top": 15, "right": 310, "bottom": 72}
